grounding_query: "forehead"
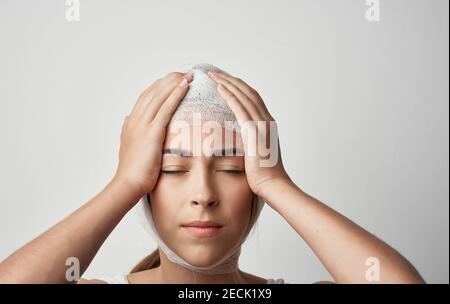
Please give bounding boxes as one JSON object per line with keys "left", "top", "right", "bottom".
{"left": 164, "top": 124, "right": 244, "bottom": 157}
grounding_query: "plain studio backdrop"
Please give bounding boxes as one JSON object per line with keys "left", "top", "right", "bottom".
{"left": 0, "top": 0, "right": 448, "bottom": 283}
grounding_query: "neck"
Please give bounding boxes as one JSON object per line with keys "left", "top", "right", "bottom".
{"left": 154, "top": 249, "right": 246, "bottom": 283}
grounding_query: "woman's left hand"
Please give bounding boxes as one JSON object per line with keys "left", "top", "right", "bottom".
{"left": 209, "top": 72, "right": 426, "bottom": 285}
{"left": 208, "top": 71, "right": 292, "bottom": 201}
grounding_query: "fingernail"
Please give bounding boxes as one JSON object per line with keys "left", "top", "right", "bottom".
{"left": 179, "top": 78, "right": 188, "bottom": 87}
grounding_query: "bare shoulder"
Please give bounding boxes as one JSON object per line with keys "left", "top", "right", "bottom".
{"left": 77, "top": 278, "right": 108, "bottom": 284}
{"left": 127, "top": 269, "right": 267, "bottom": 284}
{"left": 127, "top": 268, "right": 159, "bottom": 284}
{"left": 239, "top": 271, "right": 269, "bottom": 284}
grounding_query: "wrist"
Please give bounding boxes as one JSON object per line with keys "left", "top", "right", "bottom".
{"left": 108, "top": 175, "right": 145, "bottom": 206}
{"left": 256, "top": 176, "right": 297, "bottom": 202}
{"left": 257, "top": 177, "right": 305, "bottom": 213}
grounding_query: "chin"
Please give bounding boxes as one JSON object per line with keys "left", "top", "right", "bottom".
{"left": 179, "top": 246, "right": 225, "bottom": 268}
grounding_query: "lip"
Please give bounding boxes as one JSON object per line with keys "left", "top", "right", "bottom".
{"left": 181, "top": 221, "right": 223, "bottom": 238}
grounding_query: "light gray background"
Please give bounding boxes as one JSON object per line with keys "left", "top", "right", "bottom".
{"left": 0, "top": 0, "right": 448, "bottom": 283}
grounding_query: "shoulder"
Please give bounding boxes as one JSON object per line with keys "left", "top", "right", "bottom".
{"left": 266, "top": 278, "right": 286, "bottom": 284}
{"left": 77, "top": 274, "right": 130, "bottom": 284}
{"left": 77, "top": 278, "right": 108, "bottom": 284}
{"left": 239, "top": 271, "right": 289, "bottom": 284}
{"left": 239, "top": 271, "right": 269, "bottom": 284}
{"left": 127, "top": 268, "right": 159, "bottom": 283}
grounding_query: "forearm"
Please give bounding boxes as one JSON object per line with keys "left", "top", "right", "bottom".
{"left": 0, "top": 177, "right": 140, "bottom": 283}
{"left": 260, "top": 178, "right": 425, "bottom": 284}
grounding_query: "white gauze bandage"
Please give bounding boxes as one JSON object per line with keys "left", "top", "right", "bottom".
{"left": 136, "top": 63, "right": 265, "bottom": 274}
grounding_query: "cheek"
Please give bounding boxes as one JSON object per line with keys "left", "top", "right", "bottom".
{"left": 150, "top": 181, "right": 181, "bottom": 236}
{"left": 217, "top": 174, "right": 253, "bottom": 204}
{"left": 217, "top": 178, "right": 254, "bottom": 232}
{"left": 230, "top": 198, "right": 253, "bottom": 230}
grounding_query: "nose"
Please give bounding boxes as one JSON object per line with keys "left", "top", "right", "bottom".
{"left": 190, "top": 168, "right": 219, "bottom": 209}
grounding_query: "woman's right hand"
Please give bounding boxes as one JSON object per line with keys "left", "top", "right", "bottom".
{"left": 113, "top": 72, "right": 193, "bottom": 199}
{"left": 0, "top": 72, "right": 194, "bottom": 284}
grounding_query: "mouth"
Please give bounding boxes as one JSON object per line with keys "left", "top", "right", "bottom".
{"left": 181, "top": 220, "right": 224, "bottom": 238}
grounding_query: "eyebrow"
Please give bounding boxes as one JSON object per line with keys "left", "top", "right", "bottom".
{"left": 162, "top": 148, "right": 244, "bottom": 157}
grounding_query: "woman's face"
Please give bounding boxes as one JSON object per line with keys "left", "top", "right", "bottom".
{"left": 150, "top": 125, "right": 253, "bottom": 267}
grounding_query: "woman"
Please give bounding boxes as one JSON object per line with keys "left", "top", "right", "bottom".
{"left": 0, "top": 63, "right": 425, "bottom": 284}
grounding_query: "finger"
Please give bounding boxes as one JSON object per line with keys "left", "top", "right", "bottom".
{"left": 120, "top": 115, "right": 130, "bottom": 141}
{"left": 141, "top": 73, "right": 192, "bottom": 124}
{"left": 133, "top": 72, "right": 192, "bottom": 118}
{"left": 208, "top": 73, "right": 263, "bottom": 122}
{"left": 217, "top": 83, "right": 260, "bottom": 155}
{"left": 153, "top": 78, "right": 190, "bottom": 127}
{"left": 136, "top": 72, "right": 191, "bottom": 118}
{"left": 216, "top": 83, "right": 252, "bottom": 126}
{"left": 121, "top": 115, "right": 129, "bottom": 129}
{"left": 209, "top": 71, "right": 261, "bottom": 104}
{"left": 129, "top": 79, "right": 161, "bottom": 117}
{"left": 208, "top": 72, "right": 273, "bottom": 121}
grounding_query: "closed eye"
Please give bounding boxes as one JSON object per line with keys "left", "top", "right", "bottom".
{"left": 161, "top": 170, "right": 188, "bottom": 174}
{"left": 217, "top": 169, "right": 244, "bottom": 175}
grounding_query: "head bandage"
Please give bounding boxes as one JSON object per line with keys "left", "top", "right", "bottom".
{"left": 137, "top": 63, "right": 265, "bottom": 274}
